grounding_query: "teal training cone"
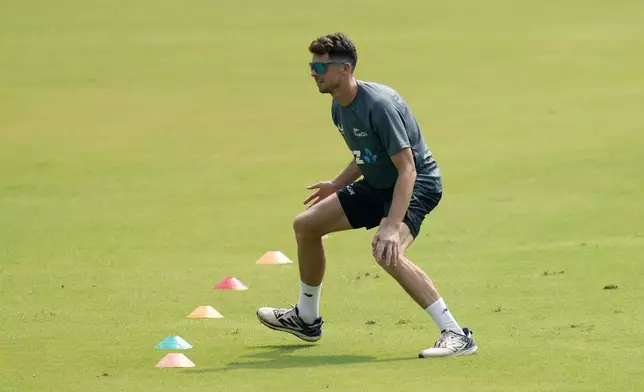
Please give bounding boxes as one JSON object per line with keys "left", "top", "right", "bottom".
{"left": 155, "top": 335, "right": 193, "bottom": 350}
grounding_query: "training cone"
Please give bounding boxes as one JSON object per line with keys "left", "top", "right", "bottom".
{"left": 187, "top": 305, "right": 223, "bottom": 318}
{"left": 155, "top": 335, "right": 193, "bottom": 350}
{"left": 213, "top": 276, "right": 248, "bottom": 290}
{"left": 256, "top": 251, "right": 293, "bottom": 265}
{"left": 155, "top": 353, "right": 195, "bottom": 368}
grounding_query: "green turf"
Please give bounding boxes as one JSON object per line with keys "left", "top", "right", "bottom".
{"left": 2, "top": 0, "right": 644, "bottom": 391}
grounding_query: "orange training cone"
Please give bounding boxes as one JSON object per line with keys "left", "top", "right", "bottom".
{"left": 187, "top": 305, "right": 223, "bottom": 318}
{"left": 256, "top": 251, "right": 293, "bottom": 265}
{"left": 155, "top": 353, "right": 196, "bottom": 368}
{"left": 213, "top": 276, "right": 248, "bottom": 290}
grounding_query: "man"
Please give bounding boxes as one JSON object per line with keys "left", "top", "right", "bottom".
{"left": 256, "top": 32, "right": 478, "bottom": 358}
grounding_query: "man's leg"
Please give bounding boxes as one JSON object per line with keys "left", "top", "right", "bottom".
{"left": 292, "top": 193, "right": 353, "bottom": 323}
{"left": 256, "top": 192, "right": 354, "bottom": 342}
{"left": 257, "top": 180, "right": 385, "bottom": 342}
{"left": 380, "top": 224, "right": 462, "bottom": 332}
{"left": 376, "top": 221, "right": 478, "bottom": 357}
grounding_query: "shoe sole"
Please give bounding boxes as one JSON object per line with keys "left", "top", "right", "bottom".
{"left": 256, "top": 310, "right": 321, "bottom": 343}
{"left": 418, "top": 344, "right": 478, "bottom": 358}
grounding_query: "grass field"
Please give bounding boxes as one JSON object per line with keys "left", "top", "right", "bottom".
{"left": 2, "top": 0, "right": 644, "bottom": 391}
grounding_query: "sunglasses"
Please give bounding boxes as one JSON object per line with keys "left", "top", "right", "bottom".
{"left": 309, "top": 61, "right": 348, "bottom": 74}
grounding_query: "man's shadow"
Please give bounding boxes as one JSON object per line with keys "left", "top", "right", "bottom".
{"left": 183, "top": 344, "right": 415, "bottom": 373}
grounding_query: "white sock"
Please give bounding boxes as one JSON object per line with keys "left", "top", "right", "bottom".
{"left": 297, "top": 281, "right": 321, "bottom": 324}
{"left": 424, "top": 298, "right": 463, "bottom": 334}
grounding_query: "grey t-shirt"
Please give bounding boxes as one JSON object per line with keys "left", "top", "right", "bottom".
{"left": 331, "top": 80, "right": 442, "bottom": 192}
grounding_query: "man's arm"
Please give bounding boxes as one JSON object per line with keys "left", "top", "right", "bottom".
{"left": 371, "top": 102, "right": 416, "bottom": 225}
{"left": 383, "top": 147, "right": 416, "bottom": 227}
{"left": 371, "top": 148, "right": 415, "bottom": 266}
{"left": 370, "top": 101, "right": 416, "bottom": 266}
{"left": 372, "top": 148, "right": 415, "bottom": 266}
{"left": 331, "top": 159, "right": 363, "bottom": 189}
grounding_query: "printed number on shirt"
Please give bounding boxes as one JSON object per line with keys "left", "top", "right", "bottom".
{"left": 353, "top": 150, "right": 364, "bottom": 164}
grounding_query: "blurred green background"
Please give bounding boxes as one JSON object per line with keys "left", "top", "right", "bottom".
{"left": 1, "top": 1, "right": 643, "bottom": 391}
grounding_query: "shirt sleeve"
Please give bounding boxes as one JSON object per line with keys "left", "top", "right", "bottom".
{"left": 371, "top": 101, "right": 411, "bottom": 157}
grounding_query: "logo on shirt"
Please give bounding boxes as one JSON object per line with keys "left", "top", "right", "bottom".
{"left": 353, "top": 148, "right": 378, "bottom": 165}
{"left": 363, "top": 148, "right": 378, "bottom": 163}
{"left": 353, "top": 128, "right": 368, "bottom": 137}
{"left": 337, "top": 124, "right": 344, "bottom": 136}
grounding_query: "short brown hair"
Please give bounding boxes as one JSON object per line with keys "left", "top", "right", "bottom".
{"left": 308, "top": 32, "right": 358, "bottom": 72}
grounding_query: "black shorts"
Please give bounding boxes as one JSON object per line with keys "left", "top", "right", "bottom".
{"left": 336, "top": 179, "right": 442, "bottom": 239}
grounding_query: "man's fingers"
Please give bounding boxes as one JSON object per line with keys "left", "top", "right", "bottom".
{"left": 372, "top": 237, "right": 379, "bottom": 258}
{"left": 391, "top": 244, "right": 399, "bottom": 267}
{"left": 375, "top": 241, "right": 386, "bottom": 263}
{"left": 384, "top": 243, "right": 392, "bottom": 267}
{"left": 303, "top": 191, "right": 319, "bottom": 205}
{"left": 382, "top": 243, "right": 392, "bottom": 266}
{"left": 307, "top": 183, "right": 322, "bottom": 190}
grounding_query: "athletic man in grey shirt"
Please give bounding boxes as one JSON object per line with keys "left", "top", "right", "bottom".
{"left": 257, "top": 33, "right": 477, "bottom": 358}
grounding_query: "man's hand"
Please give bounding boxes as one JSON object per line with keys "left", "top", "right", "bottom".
{"left": 303, "top": 181, "right": 338, "bottom": 209}
{"left": 303, "top": 160, "right": 362, "bottom": 210}
{"left": 372, "top": 218, "right": 401, "bottom": 267}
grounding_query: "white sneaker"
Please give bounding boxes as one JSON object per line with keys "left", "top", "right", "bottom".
{"left": 419, "top": 328, "right": 478, "bottom": 358}
{"left": 256, "top": 305, "right": 323, "bottom": 343}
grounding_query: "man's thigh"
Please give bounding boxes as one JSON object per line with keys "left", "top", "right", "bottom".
{"left": 299, "top": 192, "right": 354, "bottom": 235}
{"left": 336, "top": 180, "right": 388, "bottom": 231}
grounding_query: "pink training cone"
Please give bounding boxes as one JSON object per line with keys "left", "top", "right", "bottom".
{"left": 256, "top": 251, "right": 293, "bottom": 265}
{"left": 155, "top": 353, "right": 195, "bottom": 368}
{"left": 213, "top": 276, "right": 248, "bottom": 290}
{"left": 187, "top": 305, "right": 223, "bottom": 318}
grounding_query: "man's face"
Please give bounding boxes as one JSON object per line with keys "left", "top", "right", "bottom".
{"left": 310, "top": 54, "right": 348, "bottom": 94}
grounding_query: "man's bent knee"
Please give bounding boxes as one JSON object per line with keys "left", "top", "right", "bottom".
{"left": 293, "top": 211, "right": 324, "bottom": 238}
{"left": 293, "top": 194, "right": 353, "bottom": 239}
